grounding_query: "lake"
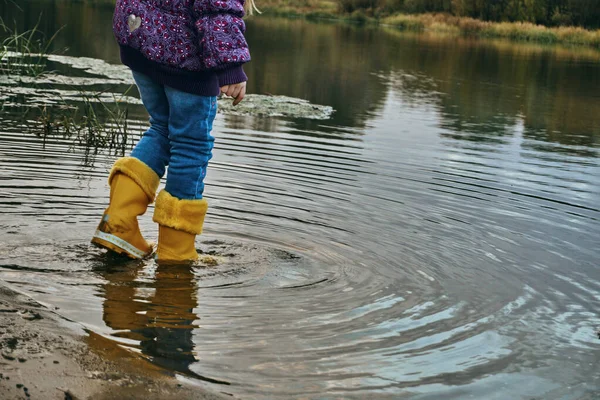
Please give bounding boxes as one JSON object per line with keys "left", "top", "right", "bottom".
{"left": 0, "top": 1, "right": 599, "bottom": 399}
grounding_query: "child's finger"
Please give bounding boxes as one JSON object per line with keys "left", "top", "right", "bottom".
{"left": 226, "top": 85, "right": 237, "bottom": 98}
{"left": 231, "top": 86, "right": 242, "bottom": 100}
{"left": 233, "top": 86, "right": 246, "bottom": 106}
{"left": 220, "top": 85, "right": 229, "bottom": 94}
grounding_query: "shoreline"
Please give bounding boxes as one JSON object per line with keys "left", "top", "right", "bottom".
{"left": 0, "top": 282, "right": 229, "bottom": 400}
{"left": 255, "top": 6, "right": 600, "bottom": 50}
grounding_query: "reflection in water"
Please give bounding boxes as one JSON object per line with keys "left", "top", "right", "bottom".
{"left": 99, "top": 262, "right": 228, "bottom": 383}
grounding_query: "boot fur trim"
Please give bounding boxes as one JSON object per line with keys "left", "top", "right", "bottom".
{"left": 109, "top": 157, "right": 160, "bottom": 202}
{"left": 153, "top": 190, "right": 208, "bottom": 235}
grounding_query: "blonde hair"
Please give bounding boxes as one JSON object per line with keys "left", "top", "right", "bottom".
{"left": 245, "top": 0, "right": 261, "bottom": 15}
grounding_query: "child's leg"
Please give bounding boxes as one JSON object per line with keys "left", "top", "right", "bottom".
{"left": 91, "top": 71, "right": 170, "bottom": 259}
{"left": 130, "top": 71, "right": 171, "bottom": 178}
{"left": 152, "top": 88, "right": 218, "bottom": 262}
{"left": 163, "top": 88, "right": 217, "bottom": 199}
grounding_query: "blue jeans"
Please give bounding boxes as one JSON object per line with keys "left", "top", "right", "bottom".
{"left": 130, "top": 71, "right": 218, "bottom": 200}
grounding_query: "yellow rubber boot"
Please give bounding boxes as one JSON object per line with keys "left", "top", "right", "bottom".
{"left": 91, "top": 157, "right": 160, "bottom": 259}
{"left": 153, "top": 190, "right": 208, "bottom": 262}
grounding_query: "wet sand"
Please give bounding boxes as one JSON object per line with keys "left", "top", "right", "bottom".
{"left": 0, "top": 283, "right": 230, "bottom": 400}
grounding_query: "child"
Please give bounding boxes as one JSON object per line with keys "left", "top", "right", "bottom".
{"left": 92, "top": 0, "right": 255, "bottom": 262}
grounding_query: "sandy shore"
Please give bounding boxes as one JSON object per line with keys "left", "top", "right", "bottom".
{"left": 0, "top": 282, "right": 230, "bottom": 400}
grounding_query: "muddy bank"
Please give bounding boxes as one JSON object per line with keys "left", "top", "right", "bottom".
{"left": 0, "top": 283, "right": 230, "bottom": 400}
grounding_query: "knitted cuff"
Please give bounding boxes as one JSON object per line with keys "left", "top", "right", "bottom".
{"left": 216, "top": 64, "right": 247, "bottom": 87}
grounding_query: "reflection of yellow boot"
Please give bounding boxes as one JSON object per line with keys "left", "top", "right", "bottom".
{"left": 91, "top": 157, "right": 160, "bottom": 259}
{"left": 153, "top": 190, "right": 208, "bottom": 262}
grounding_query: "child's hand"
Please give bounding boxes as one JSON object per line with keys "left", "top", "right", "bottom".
{"left": 220, "top": 82, "right": 246, "bottom": 106}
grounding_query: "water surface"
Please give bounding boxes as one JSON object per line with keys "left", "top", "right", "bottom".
{"left": 1, "top": 2, "right": 599, "bottom": 399}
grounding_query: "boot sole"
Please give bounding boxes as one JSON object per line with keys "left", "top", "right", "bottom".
{"left": 91, "top": 230, "right": 149, "bottom": 259}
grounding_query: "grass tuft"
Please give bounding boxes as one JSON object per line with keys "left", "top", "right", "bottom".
{"left": 0, "top": 16, "right": 64, "bottom": 77}
{"left": 30, "top": 89, "right": 132, "bottom": 156}
{"left": 0, "top": 17, "right": 133, "bottom": 154}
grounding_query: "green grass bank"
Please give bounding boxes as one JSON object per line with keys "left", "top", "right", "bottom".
{"left": 257, "top": 0, "right": 600, "bottom": 49}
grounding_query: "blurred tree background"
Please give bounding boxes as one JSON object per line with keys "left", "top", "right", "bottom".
{"left": 20, "top": 0, "right": 598, "bottom": 29}
{"left": 335, "top": 0, "right": 599, "bottom": 28}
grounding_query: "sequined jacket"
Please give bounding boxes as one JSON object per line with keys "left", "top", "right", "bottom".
{"left": 113, "top": 0, "right": 250, "bottom": 96}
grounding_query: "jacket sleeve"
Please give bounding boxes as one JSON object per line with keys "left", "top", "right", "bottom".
{"left": 193, "top": 0, "right": 251, "bottom": 85}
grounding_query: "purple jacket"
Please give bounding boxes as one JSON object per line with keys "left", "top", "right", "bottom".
{"left": 113, "top": 0, "right": 250, "bottom": 96}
